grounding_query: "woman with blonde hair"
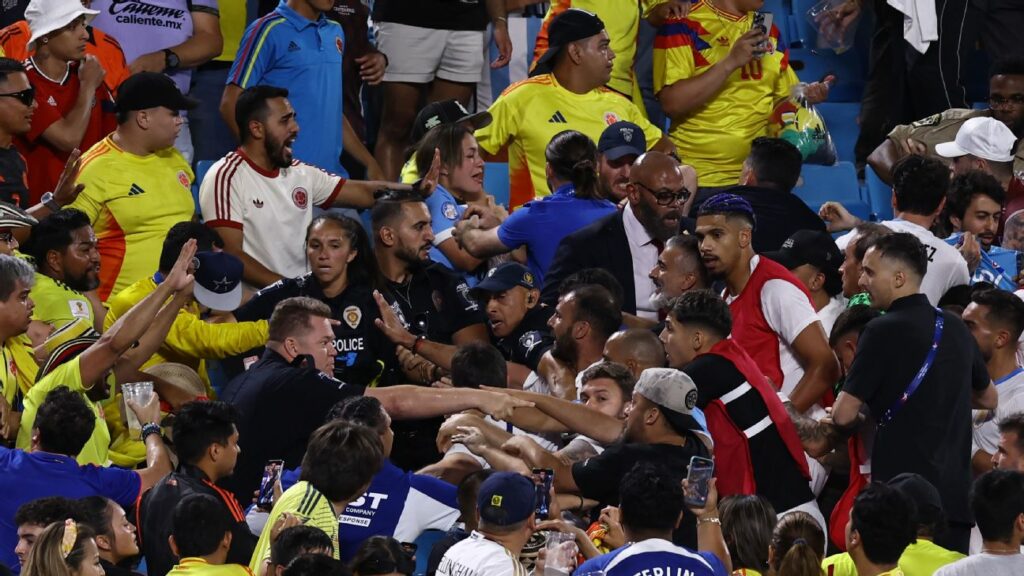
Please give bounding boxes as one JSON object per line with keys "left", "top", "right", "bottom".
{"left": 21, "top": 519, "right": 104, "bottom": 576}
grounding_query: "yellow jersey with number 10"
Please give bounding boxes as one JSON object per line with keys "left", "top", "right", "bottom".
{"left": 653, "top": 2, "right": 798, "bottom": 186}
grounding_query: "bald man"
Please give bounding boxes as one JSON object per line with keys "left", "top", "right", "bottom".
{"left": 603, "top": 329, "right": 667, "bottom": 379}
{"left": 543, "top": 152, "right": 698, "bottom": 320}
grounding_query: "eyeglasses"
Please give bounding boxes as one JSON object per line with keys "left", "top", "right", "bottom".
{"left": 989, "top": 94, "right": 1024, "bottom": 109}
{"left": 0, "top": 87, "right": 35, "bottom": 107}
{"left": 633, "top": 181, "right": 692, "bottom": 206}
{"left": 0, "top": 231, "right": 14, "bottom": 245}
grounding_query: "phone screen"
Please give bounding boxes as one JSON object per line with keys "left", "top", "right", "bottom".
{"left": 257, "top": 459, "right": 284, "bottom": 508}
{"left": 533, "top": 468, "right": 554, "bottom": 520}
{"left": 752, "top": 12, "right": 774, "bottom": 56}
{"left": 684, "top": 456, "right": 715, "bottom": 508}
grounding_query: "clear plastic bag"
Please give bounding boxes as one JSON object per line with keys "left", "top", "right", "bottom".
{"left": 806, "top": 0, "right": 862, "bottom": 54}
{"left": 767, "top": 84, "right": 838, "bottom": 165}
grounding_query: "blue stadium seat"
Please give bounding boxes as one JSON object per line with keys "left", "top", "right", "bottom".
{"left": 484, "top": 162, "right": 510, "bottom": 208}
{"left": 192, "top": 159, "right": 215, "bottom": 218}
{"left": 793, "top": 161, "right": 870, "bottom": 220}
{"left": 786, "top": 0, "right": 867, "bottom": 102}
{"left": 413, "top": 529, "right": 446, "bottom": 576}
{"left": 816, "top": 102, "right": 859, "bottom": 163}
{"left": 864, "top": 164, "right": 894, "bottom": 221}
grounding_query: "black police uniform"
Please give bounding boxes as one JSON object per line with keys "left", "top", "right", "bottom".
{"left": 219, "top": 351, "right": 364, "bottom": 504}
{"left": 383, "top": 263, "right": 487, "bottom": 471}
{"left": 495, "top": 305, "right": 554, "bottom": 372}
{"left": 231, "top": 274, "right": 399, "bottom": 387}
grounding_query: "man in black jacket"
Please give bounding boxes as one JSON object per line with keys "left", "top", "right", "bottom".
{"left": 138, "top": 401, "right": 254, "bottom": 576}
{"left": 691, "top": 137, "right": 826, "bottom": 253}
{"left": 542, "top": 151, "right": 694, "bottom": 319}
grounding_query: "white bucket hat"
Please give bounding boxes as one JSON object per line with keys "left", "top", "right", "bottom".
{"left": 26, "top": 0, "right": 99, "bottom": 50}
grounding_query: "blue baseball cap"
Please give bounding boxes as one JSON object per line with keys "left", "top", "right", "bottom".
{"left": 471, "top": 263, "right": 537, "bottom": 299}
{"left": 192, "top": 251, "right": 244, "bottom": 312}
{"left": 599, "top": 121, "right": 647, "bottom": 161}
{"left": 478, "top": 472, "right": 537, "bottom": 526}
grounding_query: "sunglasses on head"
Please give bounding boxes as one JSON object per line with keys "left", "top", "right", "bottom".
{"left": 0, "top": 87, "right": 35, "bottom": 107}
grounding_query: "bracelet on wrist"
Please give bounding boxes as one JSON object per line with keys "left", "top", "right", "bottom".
{"left": 141, "top": 422, "right": 162, "bottom": 441}
{"left": 696, "top": 516, "right": 721, "bottom": 526}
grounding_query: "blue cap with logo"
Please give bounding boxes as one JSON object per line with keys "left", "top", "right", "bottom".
{"left": 598, "top": 121, "right": 647, "bottom": 161}
{"left": 478, "top": 472, "right": 537, "bottom": 526}
{"left": 471, "top": 263, "right": 537, "bottom": 299}
{"left": 192, "top": 251, "right": 244, "bottom": 312}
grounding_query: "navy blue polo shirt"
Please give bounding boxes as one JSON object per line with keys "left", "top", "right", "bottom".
{"left": 230, "top": 1, "right": 348, "bottom": 177}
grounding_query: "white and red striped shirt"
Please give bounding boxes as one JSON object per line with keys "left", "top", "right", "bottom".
{"left": 199, "top": 149, "right": 343, "bottom": 281}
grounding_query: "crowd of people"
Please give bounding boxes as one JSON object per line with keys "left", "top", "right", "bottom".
{"left": 0, "top": 0, "right": 1021, "bottom": 575}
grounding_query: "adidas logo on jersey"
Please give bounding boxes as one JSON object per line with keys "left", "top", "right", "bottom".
{"left": 288, "top": 41, "right": 301, "bottom": 52}
{"left": 127, "top": 183, "right": 145, "bottom": 196}
{"left": 46, "top": 95, "right": 56, "bottom": 107}
{"left": 252, "top": 198, "right": 264, "bottom": 208}
{"left": 548, "top": 111, "right": 567, "bottom": 124}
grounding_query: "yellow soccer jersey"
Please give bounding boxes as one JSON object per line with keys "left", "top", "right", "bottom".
{"left": 476, "top": 73, "right": 663, "bottom": 209}
{"left": 0, "top": 342, "right": 19, "bottom": 414}
{"left": 653, "top": 3, "right": 798, "bottom": 186}
{"left": 71, "top": 136, "right": 195, "bottom": 301}
{"left": 17, "top": 357, "right": 112, "bottom": 466}
{"left": 30, "top": 273, "right": 95, "bottom": 330}
{"left": 169, "top": 558, "right": 253, "bottom": 576}
{"left": 250, "top": 481, "right": 339, "bottom": 571}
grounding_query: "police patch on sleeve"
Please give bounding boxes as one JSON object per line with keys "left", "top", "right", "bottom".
{"left": 519, "top": 330, "right": 543, "bottom": 354}
{"left": 455, "top": 282, "right": 479, "bottom": 311}
{"left": 910, "top": 113, "right": 942, "bottom": 127}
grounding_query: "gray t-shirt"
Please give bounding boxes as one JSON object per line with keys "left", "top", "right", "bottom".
{"left": 935, "top": 553, "right": 1024, "bottom": 576}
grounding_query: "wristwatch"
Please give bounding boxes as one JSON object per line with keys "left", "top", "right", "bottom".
{"left": 40, "top": 191, "right": 60, "bottom": 212}
{"left": 163, "top": 49, "right": 180, "bottom": 72}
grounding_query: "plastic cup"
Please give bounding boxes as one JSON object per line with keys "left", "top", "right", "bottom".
{"left": 123, "top": 381, "right": 154, "bottom": 440}
{"left": 543, "top": 531, "right": 577, "bottom": 576}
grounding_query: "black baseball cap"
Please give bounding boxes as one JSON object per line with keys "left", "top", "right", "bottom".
{"left": 412, "top": 100, "right": 492, "bottom": 143}
{"left": 599, "top": 121, "right": 647, "bottom": 161}
{"left": 530, "top": 8, "right": 606, "bottom": 77}
{"left": 115, "top": 72, "right": 199, "bottom": 113}
{"left": 765, "top": 229, "right": 844, "bottom": 295}
{"left": 887, "top": 473, "right": 944, "bottom": 527}
{"left": 471, "top": 263, "right": 537, "bottom": 299}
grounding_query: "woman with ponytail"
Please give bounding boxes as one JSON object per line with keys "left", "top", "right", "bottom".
{"left": 769, "top": 512, "right": 825, "bottom": 576}
{"left": 454, "top": 129, "right": 617, "bottom": 285}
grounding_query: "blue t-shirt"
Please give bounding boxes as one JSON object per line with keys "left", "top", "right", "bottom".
{"left": 575, "top": 539, "right": 727, "bottom": 576}
{"left": 426, "top": 184, "right": 469, "bottom": 276}
{"left": 497, "top": 184, "right": 617, "bottom": 285}
{"left": 945, "top": 233, "right": 1019, "bottom": 291}
{"left": 0, "top": 447, "right": 140, "bottom": 573}
{"left": 230, "top": 1, "right": 348, "bottom": 177}
{"left": 282, "top": 459, "right": 460, "bottom": 560}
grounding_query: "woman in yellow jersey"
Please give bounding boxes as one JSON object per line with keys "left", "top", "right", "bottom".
{"left": 720, "top": 495, "right": 776, "bottom": 576}
{"left": 21, "top": 520, "right": 105, "bottom": 576}
{"left": 768, "top": 512, "right": 825, "bottom": 576}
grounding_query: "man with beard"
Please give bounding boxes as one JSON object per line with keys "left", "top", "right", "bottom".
{"left": 695, "top": 193, "right": 839, "bottom": 415}
{"left": 944, "top": 172, "right": 1016, "bottom": 289}
{"left": 200, "top": 85, "right": 438, "bottom": 290}
{"left": 23, "top": 208, "right": 102, "bottom": 333}
{"left": 648, "top": 234, "right": 708, "bottom": 320}
{"left": 597, "top": 121, "right": 646, "bottom": 203}
{"left": 368, "top": 190, "right": 489, "bottom": 470}
{"left": 548, "top": 285, "right": 621, "bottom": 400}
{"left": 868, "top": 57, "right": 1024, "bottom": 186}
{"left": 542, "top": 151, "right": 696, "bottom": 319}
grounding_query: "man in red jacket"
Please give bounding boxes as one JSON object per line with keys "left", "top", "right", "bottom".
{"left": 695, "top": 193, "right": 839, "bottom": 416}
{"left": 660, "top": 289, "right": 820, "bottom": 527}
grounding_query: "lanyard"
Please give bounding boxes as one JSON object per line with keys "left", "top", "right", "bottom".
{"left": 879, "top": 307, "right": 943, "bottom": 427}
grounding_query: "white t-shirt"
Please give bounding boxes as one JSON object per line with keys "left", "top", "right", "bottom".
{"left": 835, "top": 219, "right": 969, "bottom": 306}
{"left": 818, "top": 294, "right": 848, "bottom": 339}
{"left": 934, "top": 553, "right": 1024, "bottom": 576}
{"left": 436, "top": 531, "right": 528, "bottom": 576}
{"left": 973, "top": 369, "right": 1024, "bottom": 456}
{"left": 726, "top": 257, "right": 821, "bottom": 400}
{"left": 199, "top": 150, "right": 344, "bottom": 282}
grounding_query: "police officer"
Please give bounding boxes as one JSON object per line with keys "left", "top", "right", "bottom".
{"left": 229, "top": 214, "right": 397, "bottom": 387}
{"left": 220, "top": 296, "right": 527, "bottom": 501}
